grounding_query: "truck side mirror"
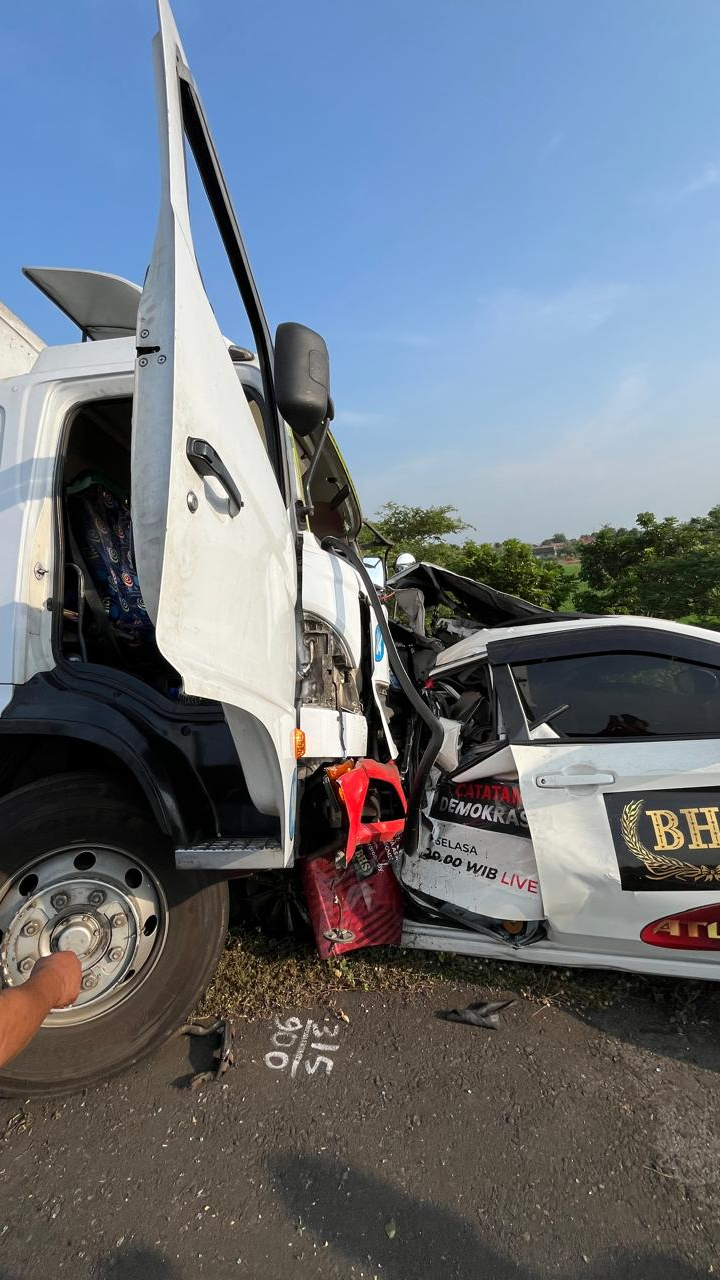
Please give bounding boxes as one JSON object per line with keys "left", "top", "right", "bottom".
{"left": 362, "top": 556, "right": 386, "bottom": 591}
{"left": 274, "top": 322, "right": 330, "bottom": 437}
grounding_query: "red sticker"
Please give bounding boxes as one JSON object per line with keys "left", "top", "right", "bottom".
{"left": 641, "top": 902, "right": 720, "bottom": 950}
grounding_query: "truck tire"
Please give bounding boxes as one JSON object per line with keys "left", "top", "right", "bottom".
{"left": 0, "top": 773, "right": 228, "bottom": 1096}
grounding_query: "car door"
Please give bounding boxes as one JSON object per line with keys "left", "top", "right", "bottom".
{"left": 489, "top": 624, "right": 720, "bottom": 962}
{"left": 132, "top": 0, "right": 298, "bottom": 852}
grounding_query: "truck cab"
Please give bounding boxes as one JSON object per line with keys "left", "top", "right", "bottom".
{"left": 0, "top": 0, "right": 395, "bottom": 1095}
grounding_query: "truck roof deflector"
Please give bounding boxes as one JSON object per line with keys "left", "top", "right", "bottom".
{"left": 22, "top": 267, "right": 142, "bottom": 341}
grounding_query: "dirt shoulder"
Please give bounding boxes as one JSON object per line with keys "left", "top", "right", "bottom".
{"left": 0, "top": 941, "right": 718, "bottom": 1279}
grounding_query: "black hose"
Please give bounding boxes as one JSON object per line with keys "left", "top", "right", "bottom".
{"left": 320, "top": 537, "right": 444, "bottom": 852}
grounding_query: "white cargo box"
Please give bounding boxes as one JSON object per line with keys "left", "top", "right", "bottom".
{"left": 0, "top": 300, "right": 44, "bottom": 378}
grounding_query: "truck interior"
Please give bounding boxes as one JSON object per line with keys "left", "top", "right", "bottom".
{"left": 57, "top": 394, "right": 183, "bottom": 694}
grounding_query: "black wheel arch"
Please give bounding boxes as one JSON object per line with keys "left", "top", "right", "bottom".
{"left": 0, "top": 672, "right": 224, "bottom": 844}
{"left": 0, "top": 719, "right": 188, "bottom": 840}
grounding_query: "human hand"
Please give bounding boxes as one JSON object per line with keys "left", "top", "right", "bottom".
{"left": 30, "top": 952, "right": 83, "bottom": 1008}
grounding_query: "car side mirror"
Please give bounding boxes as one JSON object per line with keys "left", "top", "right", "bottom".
{"left": 274, "top": 322, "right": 330, "bottom": 437}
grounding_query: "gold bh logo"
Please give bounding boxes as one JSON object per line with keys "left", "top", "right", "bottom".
{"left": 621, "top": 799, "right": 720, "bottom": 884}
{"left": 647, "top": 806, "right": 720, "bottom": 851}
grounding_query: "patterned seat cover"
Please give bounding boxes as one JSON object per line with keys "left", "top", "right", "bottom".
{"left": 66, "top": 476, "right": 155, "bottom": 652}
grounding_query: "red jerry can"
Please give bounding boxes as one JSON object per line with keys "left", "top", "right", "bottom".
{"left": 301, "top": 842, "right": 404, "bottom": 958}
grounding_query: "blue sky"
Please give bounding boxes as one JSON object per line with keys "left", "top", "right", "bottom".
{"left": 2, "top": 0, "right": 719, "bottom": 541}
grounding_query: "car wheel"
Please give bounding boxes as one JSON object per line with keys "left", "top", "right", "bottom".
{"left": 243, "top": 869, "right": 312, "bottom": 940}
{"left": 0, "top": 772, "right": 228, "bottom": 1096}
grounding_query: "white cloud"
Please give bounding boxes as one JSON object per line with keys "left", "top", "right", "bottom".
{"left": 355, "top": 363, "right": 720, "bottom": 542}
{"left": 333, "top": 409, "right": 390, "bottom": 429}
{"left": 650, "top": 163, "right": 720, "bottom": 208}
{"left": 681, "top": 163, "right": 720, "bottom": 198}
{"left": 537, "top": 132, "right": 564, "bottom": 163}
{"left": 479, "top": 281, "right": 628, "bottom": 341}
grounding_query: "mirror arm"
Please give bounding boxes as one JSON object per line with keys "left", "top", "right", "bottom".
{"left": 526, "top": 702, "right": 570, "bottom": 734}
{"left": 295, "top": 415, "right": 331, "bottom": 522}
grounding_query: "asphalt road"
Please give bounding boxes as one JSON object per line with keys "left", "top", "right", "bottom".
{"left": 0, "top": 979, "right": 719, "bottom": 1280}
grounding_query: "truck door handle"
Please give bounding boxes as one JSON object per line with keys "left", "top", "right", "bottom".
{"left": 535, "top": 770, "right": 615, "bottom": 789}
{"left": 186, "top": 438, "right": 244, "bottom": 517}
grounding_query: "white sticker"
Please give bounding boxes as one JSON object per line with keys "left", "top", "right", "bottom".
{"left": 402, "top": 819, "right": 544, "bottom": 921}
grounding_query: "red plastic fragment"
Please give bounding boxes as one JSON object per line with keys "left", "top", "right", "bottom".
{"left": 333, "top": 758, "right": 407, "bottom": 866}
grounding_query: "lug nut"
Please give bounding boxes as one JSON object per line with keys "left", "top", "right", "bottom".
{"left": 88, "top": 890, "right": 105, "bottom": 906}
{"left": 111, "top": 914, "right": 125, "bottom": 929}
{"left": 108, "top": 947, "right": 123, "bottom": 962}
{"left": 21, "top": 921, "right": 39, "bottom": 937}
{"left": 19, "top": 958, "right": 34, "bottom": 974}
{"left": 81, "top": 973, "right": 98, "bottom": 991}
{"left": 51, "top": 893, "right": 69, "bottom": 910}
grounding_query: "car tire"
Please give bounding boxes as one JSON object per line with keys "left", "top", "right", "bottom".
{"left": 0, "top": 772, "right": 229, "bottom": 1097}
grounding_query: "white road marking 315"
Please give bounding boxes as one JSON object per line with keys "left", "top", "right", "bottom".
{"left": 264, "top": 1015, "right": 341, "bottom": 1078}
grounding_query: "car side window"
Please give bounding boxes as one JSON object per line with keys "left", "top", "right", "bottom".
{"left": 512, "top": 651, "right": 720, "bottom": 739}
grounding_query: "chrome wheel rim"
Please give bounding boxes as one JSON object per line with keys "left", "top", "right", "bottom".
{"left": 0, "top": 844, "right": 167, "bottom": 1026}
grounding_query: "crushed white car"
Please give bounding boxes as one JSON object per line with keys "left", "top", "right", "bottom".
{"left": 391, "top": 563, "right": 720, "bottom": 977}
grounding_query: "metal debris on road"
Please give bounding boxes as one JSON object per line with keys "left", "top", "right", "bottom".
{"left": 439, "top": 997, "right": 517, "bottom": 1030}
{"left": 175, "top": 1017, "right": 236, "bottom": 1088}
{"left": 2, "top": 1110, "right": 32, "bottom": 1140}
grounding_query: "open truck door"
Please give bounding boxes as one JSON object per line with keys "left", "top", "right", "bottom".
{"left": 132, "top": 0, "right": 298, "bottom": 862}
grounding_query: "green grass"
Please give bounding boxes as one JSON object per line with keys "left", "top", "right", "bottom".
{"left": 198, "top": 928, "right": 717, "bottom": 1025}
{"left": 559, "top": 559, "right": 581, "bottom": 610}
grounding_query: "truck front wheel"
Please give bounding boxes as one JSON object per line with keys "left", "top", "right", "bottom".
{"left": 0, "top": 773, "right": 228, "bottom": 1096}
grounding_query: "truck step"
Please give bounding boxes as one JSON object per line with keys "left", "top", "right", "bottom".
{"left": 175, "top": 838, "right": 285, "bottom": 871}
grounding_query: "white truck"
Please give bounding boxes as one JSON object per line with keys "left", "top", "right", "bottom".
{"left": 0, "top": 0, "right": 407, "bottom": 1094}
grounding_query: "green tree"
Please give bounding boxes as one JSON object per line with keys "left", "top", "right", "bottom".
{"left": 365, "top": 503, "right": 568, "bottom": 610}
{"left": 577, "top": 508, "right": 720, "bottom": 627}
{"left": 443, "top": 538, "right": 567, "bottom": 610}
{"left": 362, "top": 502, "right": 471, "bottom": 562}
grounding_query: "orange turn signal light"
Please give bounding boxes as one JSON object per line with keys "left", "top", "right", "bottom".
{"left": 325, "top": 760, "right": 354, "bottom": 783}
{"left": 293, "top": 728, "right": 306, "bottom": 759}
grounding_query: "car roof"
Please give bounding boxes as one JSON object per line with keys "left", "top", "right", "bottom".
{"left": 433, "top": 614, "right": 720, "bottom": 670}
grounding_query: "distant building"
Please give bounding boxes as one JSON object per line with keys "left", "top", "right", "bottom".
{"left": 532, "top": 541, "right": 566, "bottom": 559}
{"left": 532, "top": 533, "right": 596, "bottom": 559}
